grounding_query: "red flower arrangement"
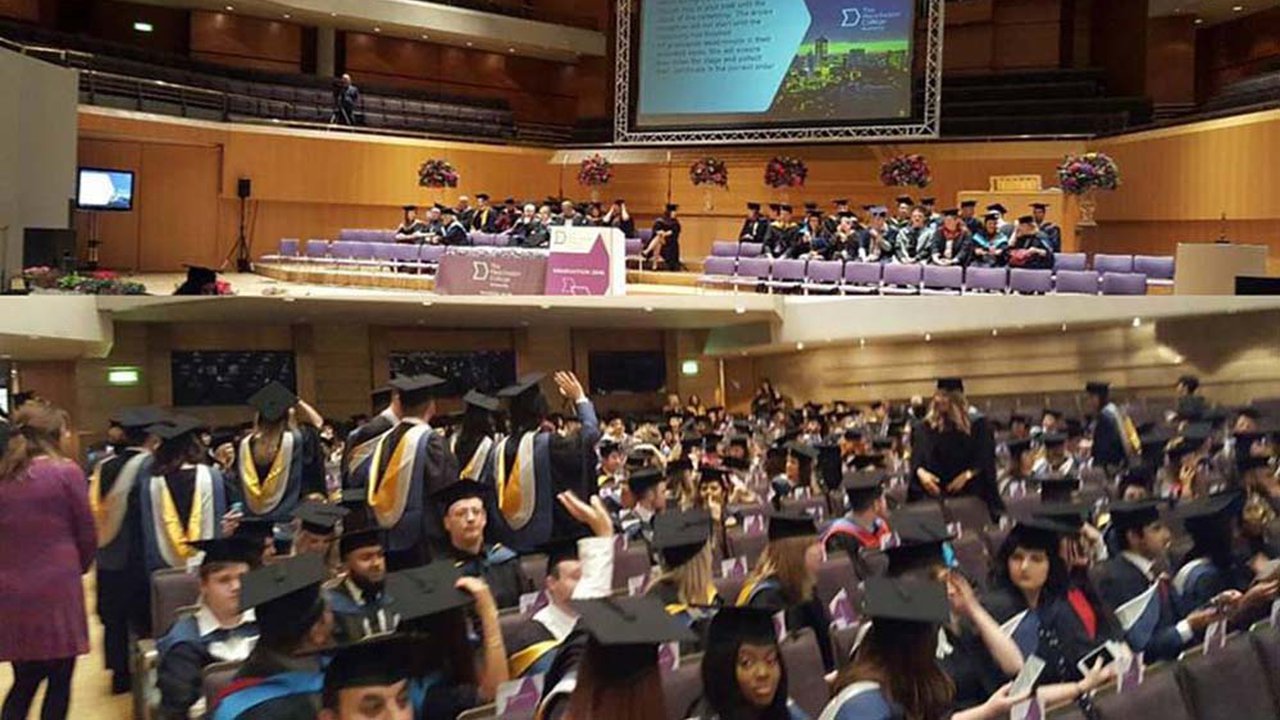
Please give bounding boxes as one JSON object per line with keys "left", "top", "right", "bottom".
{"left": 689, "top": 157, "right": 729, "bottom": 188}
{"left": 418, "top": 159, "right": 460, "bottom": 188}
{"left": 1057, "top": 152, "right": 1121, "bottom": 195}
{"left": 764, "top": 156, "right": 807, "bottom": 188}
{"left": 577, "top": 153, "right": 613, "bottom": 186}
{"left": 879, "top": 154, "right": 931, "bottom": 188}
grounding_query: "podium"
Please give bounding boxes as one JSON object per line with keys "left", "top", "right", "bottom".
{"left": 957, "top": 176, "right": 1078, "bottom": 253}
{"left": 1173, "top": 242, "right": 1269, "bottom": 295}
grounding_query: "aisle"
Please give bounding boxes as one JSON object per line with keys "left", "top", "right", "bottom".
{"left": 0, "top": 573, "right": 132, "bottom": 720}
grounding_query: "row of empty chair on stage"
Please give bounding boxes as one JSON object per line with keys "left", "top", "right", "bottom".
{"left": 699, "top": 254, "right": 1169, "bottom": 295}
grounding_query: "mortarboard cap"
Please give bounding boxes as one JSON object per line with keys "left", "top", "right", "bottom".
{"left": 1175, "top": 492, "right": 1244, "bottom": 534}
{"left": 338, "top": 516, "right": 385, "bottom": 557}
{"left": 1109, "top": 499, "right": 1162, "bottom": 534}
{"left": 476, "top": 193, "right": 490, "bottom": 201}
{"left": 941, "top": 208, "right": 959, "bottom": 217}
{"left": 895, "top": 195, "right": 914, "bottom": 205}
{"left": 747, "top": 202, "right": 761, "bottom": 211}
{"left": 884, "top": 515, "right": 952, "bottom": 577}
{"left": 322, "top": 634, "right": 417, "bottom": 698}
{"left": 248, "top": 381, "right": 297, "bottom": 423}
{"left": 1017, "top": 215, "right": 1036, "bottom": 225}
{"left": 1042, "top": 432, "right": 1067, "bottom": 447}
{"left": 384, "top": 562, "right": 474, "bottom": 622}
{"left": 573, "top": 596, "right": 697, "bottom": 647}
{"left": 920, "top": 197, "right": 936, "bottom": 205}
{"left": 960, "top": 200, "right": 978, "bottom": 208}
{"left": 496, "top": 373, "right": 546, "bottom": 399}
{"left": 239, "top": 552, "right": 327, "bottom": 614}
{"left": 767, "top": 510, "right": 817, "bottom": 541}
{"left": 233, "top": 517, "right": 275, "bottom": 544}
{"left": 628, "top": 467, "right": 664, "bottom": 496}
{"left": 936, "top": 377, "right": 964, "bottom": 393}
{"left": 833, "top": 198, "right": 850, "bottom": 206}
{"left": 187, "top": 537, "right": 262, "bottom": 566}
{"left": 1007, "top": 437, "right": 1033, "bottom": 457}
{"left": 706, "top": 606, "right": 777, "bottom": 651}
{"left": 870, "top": 206, "right": 888, "bottom": 217}
{"left": 1030, "top": 203, "right": 1049, "bottom": 210}
{"left": 786, "top": 441, "right": 818, "bottom": 461}
{"left": 111, "top": 406, "right": 167, "bottom": 429}
{"left": 462, "top": 390, "right": 500, "bottom": 413}
{"left": 778, "top": 204, "right": 793, "bottom": 213}
{"left": 986, "top": 203, "right": 1008, "bottom": 214}
{"left": 652, "top": 509, "right": 712, "bottom": 569}
{"left": 667, "top": 456, "right": 694, "bottom": 473}
{"left": 388, "top": 373, "right": 448, "bottom": 407}
{"left": 148, "top": 415, "right": 205, "bottom": 441}
{"left": 768, "top": 203, "right": 781, "bottom": 212}
{"left": 1038, "top": 476, "right": 1079, "bottom": 503}
{"left": 1181, "top": 422, "right": 1213, "bottom": 445}
{"left": 293, "top": 500, "right": 349, "bottom": 535}
{"left": 843, "top": 470, "right": 885, "bottom": 506}
{"left": 872, "top": 436, "right": 894, "bottom": 450}
{"left": 721, "top": 456, "right": 749, "bottom": 472}
{"left": 1238, "top": 454, "right": 1272, "bottom": 472}
{"left": 431, "top": 479, "right": 488, "bottom": 513}
{"left": 1008, "top": 517, "right": 1075, "bottom": 553}
{"left": 862, "top": 577, "right": 949, "bottom": 624}
{"left": 402, "top": 204, "right": 417, "bottom": 212}
{"left": 1085, "top": 381, "right": 1111, "bottom": 395}
{"left": 665, "top": 203, "right": 679, "bottom": 213}
{"left": 1032, "top": 502, "right": 1089, "bottom": 531}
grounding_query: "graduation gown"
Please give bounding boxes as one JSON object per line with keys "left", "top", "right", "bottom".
{"left": 440, "top": 220, "right": 470, "bottom": 246}
{"left": 325, "top": 578, "right": 393, "bottom": 644}
{"left": 1171, "top": 555, "right": 1251, "bottom": 618}
{"left": 471, "top": 207, "right": 497, "bottom": 233}
{"left": 651, "top": 217, "right": 682, "bottom": 270}
{"left": 821, "top": 515, "right": 892, "bottom": 562}
{"left": 90, "top": 448, "right": 154, "bottom": 671}
{"left": 140, "top": 465, "right": 229, "bottom": 574}
{"left": 214, "top": 648, "right": 323, "bottom": 720}
{"left": 738, "top": 575, "right": 836, "bottom": 672}
{"left": 1008, "top": 232, "right": 1054, "bottom": 270}
{"left": 650, "top": 579, "right": 719, "bottom": 653}
{"left": 341, "top": 411, "right": 396, "bottom": 491}
{"left": 1091, "top": 404, "right": 1130, "bottom": 470}
{"left": 446, "top": 542, "right": 525, "bottom": 610}
{"left": 1041, "top": 222, "right": 1062, "bottom": 253}
{"left": 507, "top": 617, "right": 562, "bottom": 678}
{"left": 938, "top": 622, "right": 1009, "bottom": 711}
{"left": 822, "top": 681, "right": 902, "bottom": 720}
{"left": 929, "top": 229, "right": 974, "bottom": 266}
{"left": 910, "top": 412, "right": 1002, "bottom": 519}
{"left": 983, "top": 588, "right": 1102, "bottom": 685}
{"left": 365, "top": 418, "right": 460, "bottom": 568}
{"left": 233, "top": 426, "right": 324, "bottom": 523}
{"left": 740, "top": 216, "right": 770, "bottom": 244}
{"left": 156, "top": 608, "right": 259, "bottom": 719}
{"left": 765, "top": 221, "right": 802, "bottom": 258}
{"left": 1093, "top": 554, "right": 1188, "bottom": 661}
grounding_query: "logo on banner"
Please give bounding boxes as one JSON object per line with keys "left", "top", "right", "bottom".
{"left": 840, "top": 8, "right": 862, "bottom": 27}
{"left": 471, "top": 262, "right": 490, "bottom": 281}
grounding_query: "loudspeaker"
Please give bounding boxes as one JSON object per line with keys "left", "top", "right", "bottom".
{"left": 237, "top": 178, "right": 252, "bottom": 199}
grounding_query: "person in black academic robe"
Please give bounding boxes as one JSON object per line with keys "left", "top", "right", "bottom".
{"left": 1084, "top": 382, "right": 1133, "bottom": 473}
{"left": 470, "top": 195, "right": 498, "bottom": 233}
{"left": 438, "top": 209, "right": 471, "bottom": 246}
{"left": 432, "top": 480, "right": 526, "bottom": 610}
{"left": 341, "top": 388, "right": 398, "bottom": 491}
{"left": 645, "top": 205, "right": 683, "bottom": 271}
{"left": 739, "top": 203, "right": 770, "bottom": 245}
{"left": 764, "top": 206, "right": 801, "bottom": 259}
{"left": 1031, "top": 203, "right": 1061, "bottom": 253}
{"left": 603, "top": 200, "right": 636, "bottom": 238}
{"left": 911, "top": 379, "right": 1002, "bottom": 520}
{"left": 1006, "top": 216, "right": 1054, "bottom": 270}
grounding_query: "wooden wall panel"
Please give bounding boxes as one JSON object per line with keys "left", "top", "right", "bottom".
{"left": 1196, "top": 6, "right": 1280, "bottom": 102}
{"left": 1146, "top": 16, "right": 1196, "bottom": 106}
{"left": 749, "top": 310, "right": 1280, "bottom": 407}
{"left": 189, "top": 11, "right": 302, "bottom": 73}
{"left": 0, "top": 0, "right": 39, "bottom": 22}
{"left": 84, "top": 0, "right": 189, "bottom": 55}
{"left": 310, "top": 323, "right": 373, "bottom": 422}
{"left": 137, "top": 143, "right": 221, "bottom": 271}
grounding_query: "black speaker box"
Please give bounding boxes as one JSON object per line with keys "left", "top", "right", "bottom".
{"left": 237, "top": 178, "right": 252, "bottom": 199}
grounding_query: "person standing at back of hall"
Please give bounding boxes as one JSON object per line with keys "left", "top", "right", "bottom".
{"left": 0, "top": 400, "right": 96, "bottom": 720}
{"left": 335, "top": 73, "right": 360, "bottom": 126}
{"left": 233, "top": 382, "right": 327, "bottom": 527}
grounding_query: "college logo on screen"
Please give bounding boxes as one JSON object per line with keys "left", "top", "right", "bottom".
{"left": 840, "top": 8, "right": 862, "bottom": 27}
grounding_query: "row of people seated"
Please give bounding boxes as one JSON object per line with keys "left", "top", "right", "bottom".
{"left": 738, "top": 198, "right": 1061, "bottom": 269}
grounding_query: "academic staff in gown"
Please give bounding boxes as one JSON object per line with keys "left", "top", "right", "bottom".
{"left": 438, "top": 208, "right": 471, "bottom": 246}
{"left": 765, "top": 205, "right": 801, "bottom": 259}
{"left": 433, "top": 480, "right": 526, "bottom": 610}
{"left": 1085, "top": 382, "right": 1136, "bottom": 472}
{"left": 470, "top": 194, "right": 498, "bottom": 233}
{"left": 1031, "top": 203, "right": 1062, "bottom": 252}
{"left": 911, "top": 378, "right": 1002, "bottom": 520}
{"left": 341, "top": 387, "right": 398, "bottom": 490}
{"left": 740, "top": 202, "right": 771, "bottom": 245}
{"left": 90, "top": 406, "right": 163, "bottom": 692}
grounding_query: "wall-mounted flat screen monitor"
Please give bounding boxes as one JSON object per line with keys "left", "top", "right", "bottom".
{"left": 76, "top": 167, "right": 135, "bottom": 211}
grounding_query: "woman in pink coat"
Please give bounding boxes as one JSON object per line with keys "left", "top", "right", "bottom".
{"left": 0, "top": 401, "right": 96, "bottom": 720}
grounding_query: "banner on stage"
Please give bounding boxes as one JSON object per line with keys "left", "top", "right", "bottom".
{"left": 435, "top": 247, "right": 548, "bottom": 295}
{"left": 435, "top": 229, "right": 627, "bottom": 296}
{"left": 546, "top": 227, "right": 627, "bottom": 297}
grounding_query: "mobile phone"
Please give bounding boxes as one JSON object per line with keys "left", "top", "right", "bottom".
{"left": 229, "top": 501, "right": 244, "bottom": 515}
{"left": 1010, "top": 655, "right": 1046, "bottom": 698}
{"left": 1076, "top": 643, "right": 1118, "bottom": 677}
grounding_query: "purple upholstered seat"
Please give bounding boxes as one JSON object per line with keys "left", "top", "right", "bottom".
{"left": 739, "top": 242, "right": 764, "bottom": 258}
{"left": 338, "top": 229, "right": 359, "bottom": 243}
{"left": 768, "top": 258, "right": 807, "bottom": 291}
{"left": 699, "top": 256, "right": 736, "bottom": 286}
{"left": 1134, "top": 255, "right": 1175, "bottom": 282}
{"left": 277, "top": 238, "right": 299, "bottom": 257}
{"left": 304, "top": 239, "right": 329, "bottom": 259}
{"left": 371, "top": 243, "right": 397, "bottom": 264}
{"left": 732, "top": 257, "right": 772, "bottom": 290}
{"left": 842, "top": 262, "right": 882, "bottom": 293}
{"left": 1101, "top": 272, "right": 1148, "bottom": 295}
{"left": 882, "top": 263, "right": 923, "bottom": 294}
{"left": 964, "top": 266, "right": 1007, "bottom": 293}
{"left": 1093, "top": 253, "right": 1134, "bottom": 274}
{"left": 711, "top": 241, "right": 739, "bottom": 257}
{"left": 418, "top": 245, "right": 445, "bottom": 263}
{"left": 1054, "top": 252, "right": 1088, "bottom": 271}
{"left": 922, "top": 265, "right": 963, "bottom": 294}
{"left": 1054, "top": 269, "right": 1100, "bottom": 295}
{"left": 625, "top": 238, "right": 643, "bottom": 257}
{"left": 328, "top": 241, "right": 357, "bottom": 260}
{"left": 803, "top": 260, "right": 844, "bottom": 292}
{"left": 1009, "top": 268, "right": 1054, "bottom": 294}
{"left": 637, "top": 228, "right": 654, "bottom": 244}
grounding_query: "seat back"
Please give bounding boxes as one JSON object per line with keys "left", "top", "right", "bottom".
{"left": 1181, "top": 634, "right": 1280, "bottom": 720}
{"left": 781, "top": 629, "right": 830, "bottom": 718}
{"left": 1251, "top": 627, "right": 1280, "bottom": 706}
{"left": 807, "top": 259, "right": 844, "bottom": 284}
{"left": 702, "top": 256, "right": 736, "bottom": 277}
{"left": 945, "top": 496, "right": 992, "bottom": 534}
{"left": 727, "top": 531, "right": 768, "bottom": 568}
{"left": 813, "top": 555, "right": 860, "bottom": 607}
{"left": 625, "top": 237, "right": 643, "bottom": 256}
{"left": 520, "top": 553, "right": 548, "bottom": 593}
{"left": 739, "top": 242, "right": 764, "bottom": 258}
{"left": 662, "top": 657, "right": 703, "bottom": 720}
{"left": 419, "top": 245, "right": 446, "bottom": 263}
{"left": 951, "top": 534, "right": 993, "bottom": 590}
{"left": 611, "top": 543, "right": 654, "bottom": 590}
{"left": 305, "top": 239, "right": 329, "bottom": 257}
{"left": 831, "top": 624, "right": 863, "bottom": 670}
{"left": 1093, "top": 666, "right": 1192, "bottom": 720}
{"left": 711, "top": 241, "right": 739, "bottom": 257}
{"left": 498, "top": 610, "right": 534, "bottom": 652}
{"left": 1101, "top": 272, "right": 1149, "bottom": 295}
{"left": 713, "top": 573, "right": 748, "bottom": 606}
{"left": 771, "top": 258, "right": 807, "bottom": 282}
{"left": 890, "top": 501, "right": 947, "bottom": 530}
{"left": 843, "top": 261, "right": 882, "bottom": 286}
{"left": 637, "top": 228, "right": 654, "bottom": 243}
{"left": 202, "top": 660, "right": 243, "bottom": 716}
{"left": 278, "top": 238, "right": 299, "bottom": 256}
{"left": 151, "top": 568, "right": 201, "bottom": 636}
{"left": 1134, "top": 255, "right": 1175, "bottom": 280}
{"left": 882, "top": 263, "right": 923, "bottom": 287}
{"left": 1094, "top": 253, "right": 1135, "bottom": 274}
{"left": 737, "top": 257, "right": 772, "bottom": 280}
{"left": 922, "top": 264, "right": 963, "bottom": 289}
{"left": 1009, "top": 268, "right": 1054, "bottom": 294}
{"left": 1055, "top": 269, "right": 1101, "bottom": 295}
{"left": 965, "top": 266, "right": 1008, "bottom": 292}
{"left": 1054, "top": 252, "right": 1088, "bottom": 271}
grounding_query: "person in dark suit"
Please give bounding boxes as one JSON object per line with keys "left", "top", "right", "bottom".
{"left": 335, "top": 74, "right": 360, "bottom": 126}
{"left": 470, "top": 194, "right": 497, "bottom": 233}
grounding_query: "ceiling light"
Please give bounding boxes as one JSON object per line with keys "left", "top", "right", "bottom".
{"left": 643, "top": 306, "right": 654, "bottom": 312}
{"left": 466, "top": 42, "right": 474, "bottom": 47}
{"left": 508, "top": 47, "right": 515, "bottom": 53}
{"left": 859, "top": 338, "right": 865, "bottom": 347}
{"left": 282, "top": 296, "right": 296, "bottom": 303}
{"left": 1132, "top": 317, "right": 1142, "bottom": 328}
{"left": 373, "top": 27, "right": 381, "bottom": 32}
{"left": 734, "top": 306, "right": 746, "bottom": 314}
{"left": 330, "top": 11, "right": 337, "bottom": 16}
{"left": 1060, "top": 323, "right": 1068, "bottom": 332}
{"left": 924, "top": 333, "right": 932, "bottom": 342}
{"left": 1194, "top": 18, "right": 1204, "bottom": 24}
{"left": 133, "top": 21, "right": 153, "bottom": 32}
{"left": 420, "top": 300, "right": 432, "bottom": 307}
{"left": 283, "top": 13, "right": 290, "bottom": 19}
{"left": 795, "top": 342, "right": 805, "bottom": 351}
{"left": 1233, "top": 5, "right": 1244, "bottom": 11}
{"left": 421, "top": 34, "right": 429, "bottom": 39}
{"left": 991, "top": 328, "right": 998, "bottom": 337}
{"left": 225, "top": 5, "right": 234, "bottom": 11}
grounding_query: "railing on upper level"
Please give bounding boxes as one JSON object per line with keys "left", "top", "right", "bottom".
{"left": 412, "top": 0, "right": 603, "bottom": 30}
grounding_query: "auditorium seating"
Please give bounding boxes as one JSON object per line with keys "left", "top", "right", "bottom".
{"left": 150, "top": 568, "right": 201, "bottom": 637}
{"left": 695, "top": 252, "right": 1168, "bottom": 296}
{"left": 940, "top": 69, "right": 1153, "bottom": 137}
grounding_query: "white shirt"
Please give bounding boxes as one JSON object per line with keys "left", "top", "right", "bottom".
{"left": 195, "top": 605, "right": 258, "bottom": 662}
{"left": 532, "top": 602, "right": 578, "bottom": 642}
{"left": 1120, "top": 551, "right": 1193, "bottom": 643}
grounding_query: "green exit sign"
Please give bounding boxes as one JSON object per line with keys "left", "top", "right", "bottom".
{"left": 107, "top": 366, "right": 141, "bottom": 386}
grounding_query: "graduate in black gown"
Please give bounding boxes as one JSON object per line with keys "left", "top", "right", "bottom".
{"left": 431, "top": 480, "right": 525, "bottom": 610}
{"left": 1171, "top": 491, "right": 1279, "bottom": 625}
{"left": 341, "top": 386, "right": 398, "bottom": 491}
{"left": 740, "top": 202, "right": 771, "bottom": 245}
{"left": 1030, "top": 203, "right": 1061, "bottom": 253}
{"left": 910, "top": 378, "right": 1002, "bottom": 520}
{"left": 645, "top": 204, "right": 683, "bottom": 271}
{"left": 690, "top": 607, "right": 808, "bottom": 720}
{"left": 648, "top": 509, "right": 721, "bottom": 651}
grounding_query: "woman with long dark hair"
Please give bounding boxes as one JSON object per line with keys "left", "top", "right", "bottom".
{"left": 911, "top": 378, "right": 1000, "bottom": 519}
{"left": 694, "top": 607, "right": 808, "bottom": 719}
{"left": 140, "top": 416, "right": 231, "bottom": 574}
{"left": 453, "top": 391, "right": 500, "bottom": 482}
{"left": 1172, "top": 492, "right": 1279, "bottom": 622}
{"left": 0, "top": 401, "right": 95, "bottom": 720}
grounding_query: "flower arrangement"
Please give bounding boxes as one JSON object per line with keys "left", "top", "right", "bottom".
{"left": 1057, "top": 152, "right": 1121, "bottom": 195}
{"left": 577, "top": 153, "right": 613, "bottom": 186}
{"left": 24, "top": 267, "right": 147, "bottom": 294}
{"left": 879, "top": 154, "right": 931, "bottom": 188}
{"left": 418, "top": 159, "right": 459, "bottom": 188}
{"left": 764, "top": 156, "right": 807, "bottom": 188}
{"left": 689, "top": 157, "right": 729, "bottom": 188}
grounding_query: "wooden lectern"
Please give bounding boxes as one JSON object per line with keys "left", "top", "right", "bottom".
{"left": 957, "top": 176, "right": 1079, "bottom": 253}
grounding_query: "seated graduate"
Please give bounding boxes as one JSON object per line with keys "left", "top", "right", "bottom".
{"left": 891, "top": 206, "right": 932, "bottom": 264}
{"left": 770, "top": 439, "right": 817, "bottom": 502}
{"left": 539, "top": 596, "right": 695, "bottom": 720}
{"left": 790, "top": 210, "right": 823, "bottom": 259}
{"left": 644, "top": 203, "right": 683, "bottom": 271}
{"left": 432, "top": 479, "right": 524, "bottom": 610}
{"left": 393, "top": 205, "right": 430, "bottom": 243}
{"left": 822, "top": 577, "right": 1025, "bottom": 720}
{"left": 470, "top": 193, "right": 497, "bottom": 233}
{"left": 602, "top": 198, "right": 636, "bottom": 237}
{"left": 212, "top": 554, "right": 335, "bottom": 719}
{"left": 1172, "top": 492, "right": 1280, "bottom": 625}
{"left": 969, "top": 212, "right": 1008, "bottom": 267}
{"left": 982, "top": 519, "right": 1117, "bottom": 687}
{"left": 619, "top": 466, "right": 666, "bottom": 545}
{"left": 889, "top": 195, "right": 914, "bottom": 232}
{"left": 1030, "top": 203, "right": 1061, "bottom": 253}
{"left": 1032, "top": 432, "right": 1077, "bottom": 480}
{"left": 325, "top": 509, "right": 391, "bottom": 643}
{"left": 234, "top": 381, "right": 327, "bottom": 526}
{"left": 156, "top": 537, "right": 263, "bottom": 720}
{"left": 959, "top": 200, "right": 983, "bottom": 235}
{"left": 1006, "top": 216, "right": 1054, "bottom": 270}
{"left": 818, "top": 213, "right": 858, "bottom": 261}
{"left": 493, "top": 197, "right": 518, "bottom": 233}
{"left": 929, "top": 209, "right": 974, "bottom": 267}
{"left": 583, "top": 202, "right": 605, "bottom": 226}
{"left": 140, "top": 416, "right": 232, "bottom": 575}
{"left": 1093, "top": 500, "right": 1216, "bottom": 662}
{"left": 855, "top": 207, "right": 894, "bottom": 263}
{"left": 437, "top": 205, "right": 471, "bottom": 246}
{"left": 506, "top": 490, "right": 619, "bottom": 680}
{"left": 741, "top": 202, "right": 771, "bottom": 245}
{"left": 765, "top": 204, "right": 802, "bottom": 259}
{"left": 291, "top": 499, "right": 347, "bottom": 561}
{"left": 737, "top": 511, "right": 835, "bottom": 673}
{"left": 692, "top": 606, "right": 810, "bottom": 720}
{"left": 648, "top": 509, "right": 721, "bottom": 646}
{"left": 821, "top": 470, "right": 893, "bottom": 560}
{"left": 316, "top": 634, "right": 417, "bottom": 720}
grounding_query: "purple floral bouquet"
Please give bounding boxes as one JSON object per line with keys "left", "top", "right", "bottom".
{"left": 577, "top": 153, "right": 613, "bottom": 186}
{"left": 418, "top": 159, "right": 459, "bottom": 188}
{"left": 764, "top": 156, "right": 807, "bottom": 188}
{"left": 1057, "top": 152, "right": 1121, "bottom": 194}
{"left": 879, "top": 154, "right": 931, "bottom": 188}
{"left": 689, "top": 157, "right": 729, "bottom": 188}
